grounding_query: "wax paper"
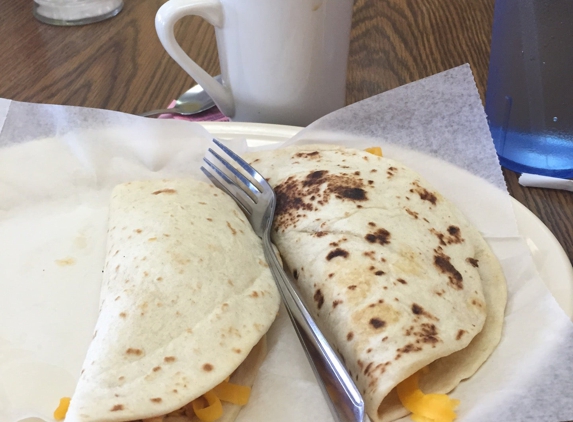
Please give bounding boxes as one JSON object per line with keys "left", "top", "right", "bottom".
{"left": 1, "top": 65, "right": 572, "bottom": 422}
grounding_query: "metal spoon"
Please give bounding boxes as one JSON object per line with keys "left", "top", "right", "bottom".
{"left": 139, "top": 75, "right": 221, "bottom": 117}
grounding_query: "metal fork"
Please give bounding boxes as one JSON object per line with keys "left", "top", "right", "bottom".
{"left": 201, "top": 139, "right": 369, "bottom": 422}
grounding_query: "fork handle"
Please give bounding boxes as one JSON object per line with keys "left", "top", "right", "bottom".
{"left": 262, "top": 235, "right": 368, "bottom": 422}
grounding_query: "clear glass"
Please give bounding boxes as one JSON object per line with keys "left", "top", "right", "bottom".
{"left": 33, "top": 0, "right": 123, "bottom": 26}
{"left": 485, "top": 0, "right": 573, "bottom": 178}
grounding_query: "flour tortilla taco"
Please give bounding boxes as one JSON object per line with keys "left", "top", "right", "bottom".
{"left": 64, "top": 179, "right": 280, "bottom": 422}
{"left": 244, "top": 144, "right": 507, "bottom": 422}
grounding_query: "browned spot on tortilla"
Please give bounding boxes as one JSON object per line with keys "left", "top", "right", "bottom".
{"left": 396, "top": 343, "right": 422, "bottom": 355}
{"left": 326, "top": 248, "right": 349, "bottom": 260}
{"left": 273, "top": 170, "right": 368, "bottom": 230}
{"left": 348, "top": 285, "right": 357, "bottom": 290}
{"left": 347, "top": 332, "right": 354, "bottom": 341}
{"left": 415, "top": 323, "right": 440, "bottom": 345}
{"left": 386, "top": 166, "right": 398, "bottom": 178}
{"left": 369, "top": 318, "right": 386, "bottom": 329}
{"left": 164, "top": 356, "right": 176, "bottom": 362}
{"left": 431, "top": 226, "right": 464, "bottom": 246}
{"left": 153, "top": 366, "right": 161, "bottom": 372}
{"left": 203, "top": 363, "right": 214, "bottom": 372}
{"left": 412, "top": 181, "right": 438, "bottom": 205}
{"left": 150, "top": 398, "right": 162, "bottom": 403}
{"left": 119, "top": 312, "right": 127, "bottom": 318}
{"left": 206, "top": 218, "right": 213, "bottom": 222}
{"left": 367, "top": 348, "right": 372, "bottom": 353}
{"left": 405, "top": 208, "right": 419, "bottom": 219}
{"left": 152, "top": 189, "right": 177, "bottom": 195}
{"left": 294, "top": 151, "right": 320, "bottom": 159}
{"left": 466, "top": 257, "right": 479, "bottom": 267}
{"left": 111, "top": 405, "right": 124, "bottom": 411}
{"left": 293, "top": 269, "right": 299, "bottom": 279}
{"left": 456, "top": 330, "right": 467, "bottom": 340}
{"left": 333, "top": 300, "right": 343, "bottom": 308}
{"left": 233, "top": 348, "right": 241, "bottom": 353}
{"left": 126, "top": 348, "right": 142, "bottom": 355}
{"left": 412, "top": 304, "right": 423, "bottom": 315}
{"left": 397, "top": 278, "right": 407, "bottom": 284}
{"left": 328, "top": 273, "right": 334, "bottom": 278}
{"left": 434, "top": 251, "right": 463, "bottom": 289}
{"left": 374, "top": 270, "right": 385, "bottom": 276}
{"left": 250, "top": 291, "right": 259, "bottom": 298}
{"left": 447, "top": 225, "right": 462, "bottom": 239}
{"left": 336, "top": 186, "right": 367, "bottom": 200}
{"left": 173, "top": 389, "right": 178, "bottom": 393}
{"left": 118, "top": 376, "right": 124, "bottom": 381}
{"left": 314, "top": 289, "right": 325, "bottom": 309}
{"left": 226, "top": 221, "right": 237, "bottom": 235}
{"left": 363, "top": 250, "right": 376, "bottom": 260}
{"left": 365, "top": 228, "right": 391, "bottom": 245}
{"left": 313, "top": 231, "right": 328, "bottom": 237}
{"left": 364, "top": 362, "right": 374, "bottom": 375}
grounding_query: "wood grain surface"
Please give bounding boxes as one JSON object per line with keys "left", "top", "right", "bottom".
{"left": 0, "top": 0, "right": 571, "bottom": 265}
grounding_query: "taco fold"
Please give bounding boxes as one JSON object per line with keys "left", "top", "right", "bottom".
{"left": 244, "top": 144, "right": 507, "bottom": 422}
{"left": 64, "top": 179, "right": 280, "bottom": 422}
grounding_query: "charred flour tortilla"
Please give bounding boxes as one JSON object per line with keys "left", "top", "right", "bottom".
{"left": 244, "top": 144, "right": 506, "bottom": 422}
{"left": 65, "top": 179, "right": 280, "bottom": 422}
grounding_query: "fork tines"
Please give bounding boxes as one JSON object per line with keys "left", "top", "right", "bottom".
{"left": 201, "top": 139, "right": 264, "bottom": 215}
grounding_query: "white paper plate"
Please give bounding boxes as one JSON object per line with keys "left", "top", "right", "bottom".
{"left": 200, "top": 121, "right": 573, "bottom": 319}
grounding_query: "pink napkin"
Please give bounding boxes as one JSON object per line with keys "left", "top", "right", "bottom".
{"left": 157, "top": 100, "right": 230, "bottom": 122}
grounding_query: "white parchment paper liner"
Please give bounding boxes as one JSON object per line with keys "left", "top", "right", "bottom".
{"left": 1, "top": 65, "right": 572, "bottom": 422}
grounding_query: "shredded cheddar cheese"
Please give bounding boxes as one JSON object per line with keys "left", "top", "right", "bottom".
{"left": 191, "top": 390, "right": 224, "bottom": 422}
{"left": 191, "top": 379, "right": 251, "bottom": 421}
{"left": 396, "top": 369, "right": 460, "bottom": 422}
{"left": 213, "top": 381, "right": 251, "bottom": 405}
{"left": 54, "top": 378, "right": 250, "bottom": 422}
{"left": 365, "top": 146, "right": 383, "bottom": 156}
{"left": 53, "top": 397, "right": 71, "bottom": 421}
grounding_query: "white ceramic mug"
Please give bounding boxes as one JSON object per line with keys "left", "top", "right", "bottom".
{"left": 156, "top": 0, "right": 354, "bottom": 126}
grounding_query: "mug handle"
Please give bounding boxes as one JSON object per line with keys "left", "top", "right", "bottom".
{"left": 155, "top": 0, "right": 235, "bottom": 118}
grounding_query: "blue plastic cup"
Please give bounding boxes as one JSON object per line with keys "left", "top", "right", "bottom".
{"left": 485, "top": 0, "right": 573, "bottom": 178}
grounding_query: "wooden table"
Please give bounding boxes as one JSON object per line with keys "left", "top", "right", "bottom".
{"left": 1, "top": 0, "right": 571, "bottom": 264}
